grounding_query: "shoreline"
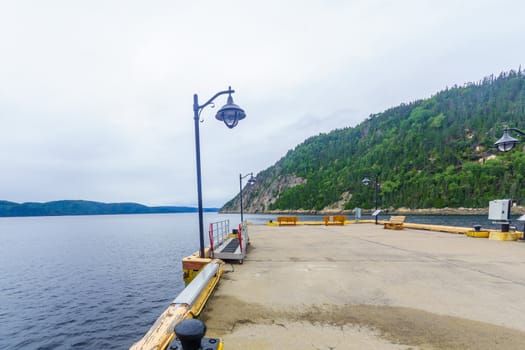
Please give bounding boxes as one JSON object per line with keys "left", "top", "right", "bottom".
{"left": 221, "top": 206, "right": 525, "bottom": 216}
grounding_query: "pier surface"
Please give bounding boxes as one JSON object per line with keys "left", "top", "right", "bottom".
{"left": 201, "top": 224, "right": 525, "bottom": 350}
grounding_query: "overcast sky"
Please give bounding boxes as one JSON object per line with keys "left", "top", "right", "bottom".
{"left": 1, "top": 1, "right": 523, "bottom": 207}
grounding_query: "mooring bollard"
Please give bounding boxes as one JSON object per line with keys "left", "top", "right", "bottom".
{"left": 174, "top": 319, "right": 205, "bottom": 350}
{"left": 169, "top": 318, "right": 221, "bottom": 350}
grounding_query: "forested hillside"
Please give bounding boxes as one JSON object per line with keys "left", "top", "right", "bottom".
{"left": 222, "top": 70, "right": 525, "bottom": 212}
{"left": 0, "top": 200, "right": 218, "bottom": 217}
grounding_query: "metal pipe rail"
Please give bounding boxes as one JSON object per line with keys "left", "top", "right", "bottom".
{"left": 208, "top": 219, "right": 230, "bottom": 255}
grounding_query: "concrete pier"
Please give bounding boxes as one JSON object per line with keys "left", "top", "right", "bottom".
{"left": 201, "top": 223, "right": 525, "bottom": 350}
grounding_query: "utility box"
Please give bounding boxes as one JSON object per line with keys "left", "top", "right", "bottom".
{"left": 353, "top": 208, "right": 362, "bottom": 223}
{"left": 488, "top": 199, "right": 511, "bottom": 221}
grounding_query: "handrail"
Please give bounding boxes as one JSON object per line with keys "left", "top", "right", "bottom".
{"left": 238, "top": 224, "right": 243, "bottom": 253}
{"left": 208, "top": 219, "right": 230, "bottom": 256}
{"left": 238, "top": 221, "right": 248, "bottom": 254}
{"left": 208, "top": 224, "right": 214, "bottom": 255}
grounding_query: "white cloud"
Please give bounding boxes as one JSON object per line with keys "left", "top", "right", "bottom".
{"left": 0, "top": 0, "right": 524, "bottom": 206}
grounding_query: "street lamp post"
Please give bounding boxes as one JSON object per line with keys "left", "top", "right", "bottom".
{"left": 239, "top": 173, "right": 256, "bottom": 223}
{"left": 193, "top": 87, "right": 246, "bottom": 258}
{"left": 495, "top": 127, "right": 525, "bottom": 240}
{"left": 494, "top": 127, "right": 525, "bottom": 152}
{"left": 362, "top": 174, "right": 380, "bottom": 224}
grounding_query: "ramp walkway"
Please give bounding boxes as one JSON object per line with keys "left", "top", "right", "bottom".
{"left": 209, "top": 220, "right": 248, "bottom": 263}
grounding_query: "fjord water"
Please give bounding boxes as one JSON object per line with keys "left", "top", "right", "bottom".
{"left": 0, "top": 213, "right": 521, "bottom": 349}
{"left": 0, "top": 213, "right": 219, "bottom": 350}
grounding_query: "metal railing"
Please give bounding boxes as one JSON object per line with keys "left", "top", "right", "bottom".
{"left": 208, "top": 219, "right": 230, "bottom": 255}
{"left": 238, "top": 221, "right": 248, "bottom": 253}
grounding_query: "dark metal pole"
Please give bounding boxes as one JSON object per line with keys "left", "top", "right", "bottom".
{"left": 239, "top": 173, "right": 244, "bottom": 223}
{"left": 191, "top": 87, "right": 244, "bottom": 258}
{"left": 193, "top": 94, "right": 205, "bottom": 259}
{"left": 374, "top": 175, "right": 379, "bottom": 225}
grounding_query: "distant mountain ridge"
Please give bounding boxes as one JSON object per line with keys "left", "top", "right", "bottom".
{"left": 0, "top": 200, "right": 218, "bottom": 217}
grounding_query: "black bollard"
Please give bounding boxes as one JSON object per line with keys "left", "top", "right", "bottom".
{"left": 174, "top": 319, "right": 206, "bottom": 350}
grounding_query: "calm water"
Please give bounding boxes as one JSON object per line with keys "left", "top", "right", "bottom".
{"left": 0, "top": 212, "right": 522, "bottom": 349}
{"left": 0, "top": 213, "right": 223, "bottom": 350}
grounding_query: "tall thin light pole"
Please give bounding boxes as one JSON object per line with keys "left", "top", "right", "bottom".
{"left": 239, "top": 173, "right": 244, "bottom": 223}
{"left": 192, "top": 87, "right": 246, "bottom": 258}
{"left": 374, "top": 174, "right": 379, "bottom": 225}
{"left": 495, "top": 127, "right": 524, "bottom": 240}
{"left": 193, "top": 94, "right": 206, "bottom": 259}
{"left": 239, "top": 172, "right": 255, "bottom": 223}
{"left": 362, "top": 174, "right": 380, "bottom": 225}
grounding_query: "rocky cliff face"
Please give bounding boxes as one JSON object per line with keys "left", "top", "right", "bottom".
{"left": 220, "top": 164, "right": 357, "bottom": 214}
{"left": 221, "top": 165, "right": 307, "bottom": 213}
{"left": 221, "top": 167, "right": 525, "bottom": 215}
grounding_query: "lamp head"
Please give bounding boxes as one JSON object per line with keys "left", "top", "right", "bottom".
{"left": 495, "top": 129, "right": 519, "bottom": 152}
{"left": 247, "top": 175, "right": 256, "bottom": 185}
{"left": 215, "top": 91, "right": 246, "bottom": 129}
{"left": 362, "top": 177, "right": 371, "bottom": 186}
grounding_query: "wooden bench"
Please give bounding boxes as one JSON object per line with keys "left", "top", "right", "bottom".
{"left": 324, "top": 215, "right": 346, "bottom": 225}
{"left": 384, "top": 216, "right": 406, "bottom": 230}
{"left": 277, "top": 216, "right": 298, "bottom": 226}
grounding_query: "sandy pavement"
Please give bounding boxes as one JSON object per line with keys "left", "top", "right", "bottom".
{"left": 201, "top": 224, "right": 525, "bottom": 349}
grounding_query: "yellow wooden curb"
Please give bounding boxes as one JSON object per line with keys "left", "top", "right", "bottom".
{"left": 488, "top": 232, "right": 521, "bottom": 241}
{"left": 466, "top": 231, "right": 490, "bottom": 238}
